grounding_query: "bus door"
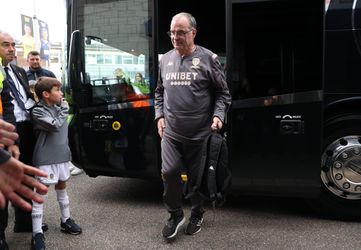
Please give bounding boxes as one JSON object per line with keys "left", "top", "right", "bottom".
{"left": 226, "top": 0, "right": 324, "bottom": 197}
{"left": 67, "top": 0, "right": 159, "bottom": 178}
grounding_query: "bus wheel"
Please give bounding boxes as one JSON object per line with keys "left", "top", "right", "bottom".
{"left": 318, "top": 119, "right": 361, "bottom": 220}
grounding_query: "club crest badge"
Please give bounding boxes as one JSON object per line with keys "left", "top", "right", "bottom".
{"left": 191, "top": 57, "right": 200, "bottom": 69}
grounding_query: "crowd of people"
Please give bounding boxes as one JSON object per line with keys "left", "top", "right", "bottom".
{"left": 0, "top": 30, "right": 82, "bottom": 250}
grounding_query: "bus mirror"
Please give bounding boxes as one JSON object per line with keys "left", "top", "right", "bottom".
{"left": 68, "top": 30, "right": 85, "bottom": 91}
{"left": 85, "top": 35, "right": 103, "bottom": 45}
{"left": 85, "top": 37, "right": 91, "bottom": 45}
{"left": 144, "top": 19, "right": 152, "bottom": 37}
{"left": 85, "top": 72, "right": 91, "bottom": 85}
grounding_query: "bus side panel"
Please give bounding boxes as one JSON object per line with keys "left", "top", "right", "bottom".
{"left": 230, "top": 99, "right": 321, "bottom": 197}
{"left": 77, "top": 107, "right": 160, "bottom": 179}
{"left": 324, "top": 30, "right": 361, "bottom": 94}
{"left": 227, "top": 0, "right": 323, "bottom": 197}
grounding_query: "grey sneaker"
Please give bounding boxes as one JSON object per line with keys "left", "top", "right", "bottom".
{"left": 185, "top": 214, "right": 203, "bottom": 235}
{"left": 162, "top": 213, "right": 185, "bottom": 239}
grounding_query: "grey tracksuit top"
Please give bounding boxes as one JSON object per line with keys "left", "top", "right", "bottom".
{"left": 155, "top": 45, "right": 231, "bottom": 142}
{"left": 31, "top": 100, "right": 71, "bottom": 166}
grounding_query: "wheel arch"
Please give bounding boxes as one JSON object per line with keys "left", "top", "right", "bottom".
{"left": 324, "top": 96, "right": 361, "bottom": 124}
{"left": 307, "top": 97, "right": 361, "bottom": 220}
{"left": 313, "top": 101, "right": 361, "bottom": 220}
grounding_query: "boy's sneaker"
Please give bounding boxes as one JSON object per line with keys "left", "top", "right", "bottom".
{"left": 185, "top": 214, "right": 203, "bottom": 235}
{"left": 60, "top": 218, "right": 82, "bottom": 235}
{"left": 31, "top": 233, "right": 45, "bottom": 250}
{"left": 42, "top": 223, "right": 49, "bottom": 232}
{"left": 68, "top": 162, "right": 75, "bottom": 172}
{"left": 69, "top": 162, "right": 84, "bottom": 176}
{"left": 162, "top": 213, "right": 185, "bottom": 239}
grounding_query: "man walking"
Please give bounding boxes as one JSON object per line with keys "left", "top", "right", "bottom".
{"left": 155, "top": 12, "right": 231, "bottom": 239}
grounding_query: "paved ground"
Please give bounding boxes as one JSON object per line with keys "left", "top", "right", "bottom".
{"left": 4, "top": 173, "right": 361, "bottom": 250}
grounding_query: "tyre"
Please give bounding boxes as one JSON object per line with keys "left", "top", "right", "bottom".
{"left": 316, "top": 116, "right": 361, "bottom": 220}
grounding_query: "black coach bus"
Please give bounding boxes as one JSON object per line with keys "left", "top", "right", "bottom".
{"left": 66, "top": 0, "right": 361, "bottom": 219}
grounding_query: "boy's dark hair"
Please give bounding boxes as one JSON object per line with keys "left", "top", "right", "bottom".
{"left": 35, "top": 77, "right": 61, "bottom": 100}
{"left": 27, "top": 50, "right": 40, "bottom": 58}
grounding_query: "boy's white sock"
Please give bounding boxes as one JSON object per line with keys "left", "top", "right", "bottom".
{"left": 56, "top": 189, "right": 70, "bottom": 223}
{"left": 32, "top": 194, "right": 47, "bottom": 236}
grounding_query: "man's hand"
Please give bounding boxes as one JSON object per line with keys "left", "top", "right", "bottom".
{"left": 0, "top": 120, "right": 18, "bottom": 146}
{"left": 157, "top": 118, "right": 166, "bottom": 139}
{"left": 211, "top": 116, "right": 223, "bottom": 131}
{"left": 0, "top": 157, "right": 48, "bottom": 211}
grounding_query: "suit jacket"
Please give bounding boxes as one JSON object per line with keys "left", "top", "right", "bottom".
{"left": 1, "top": 65, "right": 32, "bottom": 118}
{"left": 1, "top": 78, "right": 15, "bottom": 125}
{"left": 4, "top": 64, "right": 35, "bottom": 153}
{"left": 8, "top": 64, "right": 33, "bottom": 101}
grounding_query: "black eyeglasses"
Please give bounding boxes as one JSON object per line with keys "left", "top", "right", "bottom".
{"left": 167, "top": 29, "right": 193, "bottom": 38}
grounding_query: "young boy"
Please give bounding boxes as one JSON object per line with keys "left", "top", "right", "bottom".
{"left": 31, "top": 77, "right": 82, "bottom": 250}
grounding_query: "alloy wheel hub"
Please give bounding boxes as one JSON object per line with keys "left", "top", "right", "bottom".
{"left": 321, "top": 136, "right": 361, "bottom": 199}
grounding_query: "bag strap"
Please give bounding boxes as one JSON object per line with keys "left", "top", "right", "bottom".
{"left": 185, "top": 133, "right": 212, "bottom": 199}
{"left": 216, "top": 169, "right": 231, "bottom": 203}
{"left": 207, "top": 133, "right": 223, "bottom": 200}
{"left": 195, "top": 134, "right": 211, "bottom": 188}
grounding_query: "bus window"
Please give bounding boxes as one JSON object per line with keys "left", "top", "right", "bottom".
{"left": 85, "top": 38, "right": 150, "bottom": 104}
{"left": 71, "top": 0, "right": 153, "bottom": 106}
{"left": 231, "top": 1, "right": 322, "bottom": 99}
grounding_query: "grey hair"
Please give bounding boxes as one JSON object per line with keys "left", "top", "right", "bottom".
{"left": 0, "top": 30, "right": 10, "bottom": 36}
{"left": 172, "top": 12, "right": 197, "bottom": 29}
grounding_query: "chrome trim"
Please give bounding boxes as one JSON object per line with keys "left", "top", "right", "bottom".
{"left": 232, "top": 90, "right": 323, "bottom": 109}
{"left": 352, "top": 0, "right": 361, "bottom": 55}
{"left": 79, "top": 99, "right": 154, "bottom": 114}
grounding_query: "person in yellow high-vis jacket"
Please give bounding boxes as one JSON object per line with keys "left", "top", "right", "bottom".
{"left": 0, "top": 58, "right": 4, "bottom": 118}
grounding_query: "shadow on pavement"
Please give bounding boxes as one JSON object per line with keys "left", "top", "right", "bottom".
{"left": 78, "top": 175, "right": 164, "bottom": 205}
{"left": 77, "top": 175, "right": 324, "bottom": 220}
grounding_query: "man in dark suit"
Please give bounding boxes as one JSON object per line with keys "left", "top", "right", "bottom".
{"left": 0, "top": 30, "right": 36, "bottom": 249}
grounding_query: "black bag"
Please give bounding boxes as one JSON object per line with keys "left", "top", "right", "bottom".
{"left": 186, "top": 132, "right": 231, "bottom": 206}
